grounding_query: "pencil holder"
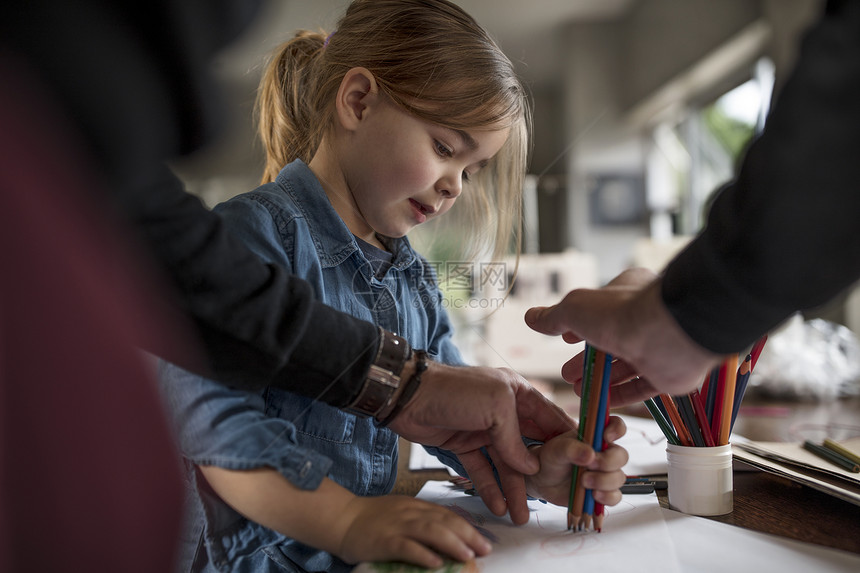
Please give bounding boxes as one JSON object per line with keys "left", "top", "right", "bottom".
{"left": 666, "top": 443, "right": 733, "bottom": 516}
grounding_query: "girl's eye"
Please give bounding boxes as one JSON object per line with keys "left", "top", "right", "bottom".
{"left": 461, "top": 171, "right": 471, "bottom": 183}
{"left": 434, "top": 140, "right": 453, "bottom": 158}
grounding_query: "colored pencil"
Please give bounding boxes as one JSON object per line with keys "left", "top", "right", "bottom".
{"left": 709, "top": 362, "right": 728, "bottom": 443}
{"left": 643, "top": 397, "right": 680, "bottom": 445}
{"left": 567, "top": 345, "right": 596, "bottom": 529}
{"left": 749, "top": 334, "right": 768, "bottom": 370}
{"left": 823, "top": 438, "right": 860, "bottom": 465}
{"left": 653, "top": 396, "right": 670, "bottom": 425}
{"left": 704, "top": 366, "right": 720, "bottom": 421}
{"left": 718, "top": 354, "right": 739, "bottom": 445}
{"left": 689, "top": 389, "right": 716, "bottom": 447}
{"left": 593, "top": 503, "right": 605, "bottom": 532}
{"left": 660, "top": 393, "right": 693, "bottom": 447}
{"left": 675, "top": 395, "right": 705, "bottom": 447}
{"left": 730, "top": 354, "right": 752, "bottom": 430}
{"left": 582, "top": 353, "right": 612, "bottom": 530}
{"left": 576, "top": 350, "right": 606, "bottom": 527}
{"left": 803, "top": 440, "right": 860, "bottom": 473}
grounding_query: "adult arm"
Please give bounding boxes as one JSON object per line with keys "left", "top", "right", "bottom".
{"left": 663, "top": 0, "right": 860, "bottom": 353}
{"left": 4, "top": 0, "right": 381, "bottom": 403}
{"left": 525, "top": 2, "right": 860, "bottom": 400}
{"left": 121, "top": 165, "right": 378, "bottom": 403}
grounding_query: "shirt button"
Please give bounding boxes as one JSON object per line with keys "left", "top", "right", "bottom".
{"left": 299, "top": 461, "right": 312, "bottom": 478}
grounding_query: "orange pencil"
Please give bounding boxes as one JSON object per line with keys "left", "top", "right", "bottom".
{"left": 718, "top": 354, "right": 739, "bottom": 445}
{"left": 573, "top": 351, "right": 606, "bottom": 528}
{"left": 660, "top": 394, "right": 693, "bottom": 447}
{"left": 569, "top": 349, "right": 606, "bottom": 528}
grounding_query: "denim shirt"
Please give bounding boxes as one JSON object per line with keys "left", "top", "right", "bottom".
{"left": 159, "top": 160, "right": 465, "bottom": 573}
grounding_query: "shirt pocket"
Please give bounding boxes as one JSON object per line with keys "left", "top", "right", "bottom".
{"left": 264, "top": 387, "right": 355, "bottom": 445}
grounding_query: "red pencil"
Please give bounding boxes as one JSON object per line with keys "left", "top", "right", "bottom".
{"left": 690, "top": 389, "right": 716, "bottom": 447}
{"left": 750, "top": 335, "right": 768, "bottom": 371}
{"left": 593, "top": 504, "right": 604, "bottom": 533}
{"left": 700, "top": 371, "right": 712, "bottom": 406}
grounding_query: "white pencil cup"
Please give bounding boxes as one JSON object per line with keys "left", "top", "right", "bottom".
{"left": 666, "top": 443, "right": 733, "bottom": 516}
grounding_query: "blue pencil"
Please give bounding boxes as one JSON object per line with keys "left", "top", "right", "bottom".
{"left": 704, "top": 366, "right": 719, "bottom": 421}
{"left": 675, "top": 395, "right": 705, "bottom": 447}
{"left": 582, "top": 352, "right": 612, "bottom": 529}
{"left": 730, "top": 354, "right": 752, "bottom": 430}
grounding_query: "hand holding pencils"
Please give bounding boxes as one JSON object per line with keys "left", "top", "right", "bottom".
{"left": 568, "top": 344, "right": 612, "bottom": 531}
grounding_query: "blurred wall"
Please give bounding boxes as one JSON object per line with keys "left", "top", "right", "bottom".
{"left": 551, "top": 0, "right": 822, "bottom": 281}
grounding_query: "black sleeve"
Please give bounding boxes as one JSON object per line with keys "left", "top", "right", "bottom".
{"left": 662, "top": 0, "right": 860, "bottom": 353}
{"left": 2, "top": 0, "right": 379, "bottom": 405}
{"left": 119, "top": 165, "right": 378, "bottom": 405}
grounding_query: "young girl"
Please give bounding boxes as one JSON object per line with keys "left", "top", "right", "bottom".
{"left": 159, "top": 1, "right": 628, "bottom": 571}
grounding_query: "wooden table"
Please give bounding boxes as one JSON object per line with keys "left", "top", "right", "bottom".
{"left": 393, "top": 394, "right": 860, "bottom": 555}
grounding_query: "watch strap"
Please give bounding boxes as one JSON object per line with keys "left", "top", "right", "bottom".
{"left": 344, "top": 327, "right": 410, "bottom": 417}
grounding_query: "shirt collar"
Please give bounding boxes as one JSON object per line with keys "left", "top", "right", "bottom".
{"left": 276, "top": 159, "right": 418, "bottom": 271}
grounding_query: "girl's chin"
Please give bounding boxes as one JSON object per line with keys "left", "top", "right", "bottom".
{"left": 375, "top": 221, "right": 416, "bottom": 238}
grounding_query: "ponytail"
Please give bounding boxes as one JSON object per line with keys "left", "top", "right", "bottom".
{"left": 255, "top": 30, "right": 327, "bottom": 184}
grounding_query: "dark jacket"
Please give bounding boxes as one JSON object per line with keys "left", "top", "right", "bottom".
{"left": 2, "top": 0, "right": 379, "bottom": 404}
{"left": 663, "top": 0, "right": 860, "bottom": 353}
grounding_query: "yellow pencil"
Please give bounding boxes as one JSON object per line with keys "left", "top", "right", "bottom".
{"left": 823, "top": 438, "right": 860, "bottom": 465}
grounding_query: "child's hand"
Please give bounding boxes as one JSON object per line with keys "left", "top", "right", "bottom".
{"left": 337, "top": 494, "right": 492, "bottom": 568}
{"left": 525, "top": 415, "right": 628, "bottom": 507}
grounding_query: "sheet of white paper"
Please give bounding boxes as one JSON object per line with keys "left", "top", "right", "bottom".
{"left": 615, "top": 414, "right": 672, "bottom": 475}
{"left": 661, "top": 507, "right": 860, "bottom": 572}
{"left": 355, "top": 480, "right": 682, "bottom": 573}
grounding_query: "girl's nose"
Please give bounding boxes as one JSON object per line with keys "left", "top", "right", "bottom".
{"left": 436, "top": 172, "right": 463, "bottom": 199}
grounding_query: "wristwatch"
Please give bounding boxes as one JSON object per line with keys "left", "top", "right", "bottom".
{"left": 344, "top": 327, "right": 410, "bottom": 417}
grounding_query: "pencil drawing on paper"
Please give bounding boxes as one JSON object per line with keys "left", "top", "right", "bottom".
{"left": 445, "top": 503, "right": 500, "bottom": 543}
{"left": 539, "top": 530, "right": 601, "bottom": 557}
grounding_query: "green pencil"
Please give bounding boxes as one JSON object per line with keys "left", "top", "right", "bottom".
{"left": 803, "top": 440, "right": 860, "bottom": 473}
{"left": 644, "top": 398, "right": 680, "bottom": 446}
{"left": 568, "top": 345, "right": 596, "bottom": 529}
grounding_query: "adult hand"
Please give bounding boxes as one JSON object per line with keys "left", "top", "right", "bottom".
{"left": 523, "top": 268, "right": 723, "bottom": 407}
{"left": 387, "top": 362, "right": 575, "bottom": 524}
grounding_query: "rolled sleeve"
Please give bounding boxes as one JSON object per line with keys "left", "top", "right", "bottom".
{"left": 158, "top": 360, "right": 332, "bottom": 490}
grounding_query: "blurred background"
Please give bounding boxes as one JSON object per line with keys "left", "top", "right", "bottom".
{"left": 171, "top": 0, "right": 860, "bottom": 400}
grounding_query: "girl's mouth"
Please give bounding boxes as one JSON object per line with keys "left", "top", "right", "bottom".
{"left": 409, "top": 199, "right": 435, "bottom": 223}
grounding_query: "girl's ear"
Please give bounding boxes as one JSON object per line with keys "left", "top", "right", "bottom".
{"left": 335, "top": 67, "right": 379, "bottom": 131}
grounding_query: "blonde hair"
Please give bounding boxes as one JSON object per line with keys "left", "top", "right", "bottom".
{"left": 255, "top": 0, "right": 531, "bottom": 262}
